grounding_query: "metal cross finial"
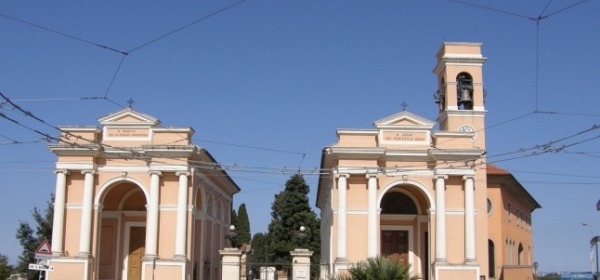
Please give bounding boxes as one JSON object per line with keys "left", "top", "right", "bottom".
{"left": 401, "top": 101, "right": 408, "bottom": 111}
{"left": 127, "top": 98, "right": 135, "bottom": 108}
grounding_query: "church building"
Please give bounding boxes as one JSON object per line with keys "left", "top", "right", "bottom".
{"left": 46, "top": 109, "right": 240, "bottom": 280}
{"left": 317, "top": 42, "right": 540, "bottom": 280}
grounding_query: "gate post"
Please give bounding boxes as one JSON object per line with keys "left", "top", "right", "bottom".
{"left": 290, "top": 249, "right": 313, "bottom": 280}
{"left": 220, "top": 248, "right": 243, "bottom": 280}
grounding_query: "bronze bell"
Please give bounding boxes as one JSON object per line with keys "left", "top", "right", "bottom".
{"left": 458, "top": 88, "right": 472, "bottom": 103}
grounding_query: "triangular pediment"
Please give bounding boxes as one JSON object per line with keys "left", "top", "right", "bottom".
{"left": 374, "top": 111, "right": 435, "bottom": 129}
{"left": 98, "top": 108, "right": 160, "bottom": 127}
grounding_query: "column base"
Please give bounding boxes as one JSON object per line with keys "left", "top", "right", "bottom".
{"left": 464, "top": 259, "right": 478, "bottom": 265}
{"left": 173, "top": 254, "right": 187, "bottom": 261}
{"left": 77, "top": 252, "right": 91, "bottom": 258}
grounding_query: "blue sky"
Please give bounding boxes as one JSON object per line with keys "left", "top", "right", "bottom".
{"left": 1, "top": 0, "right": 599, "bottom": 273}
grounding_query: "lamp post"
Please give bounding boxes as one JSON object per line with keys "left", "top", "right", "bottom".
{"left": 226, "top": 225, "right": 237, "bottom": 248}
{"left": 585, "top": 223, "right": 595, "bottom": 275}
{"left": 533, "top": 261, "right": 539, "bottom": 280}
{"left": 592, "top": 236, "right": 600, "bottom": 280}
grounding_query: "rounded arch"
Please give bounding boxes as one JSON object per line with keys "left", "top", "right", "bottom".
{"left": 381, "top": 190, "right": 420, "bottom": 215}
{"left": 95, "top": 176, "right": 149, "bottom": 207}
{"left": 193, "top": 185, "right": 206, "bottom": 210}
{"left": 378, "top": 179, "right": 434, "bottom": 212}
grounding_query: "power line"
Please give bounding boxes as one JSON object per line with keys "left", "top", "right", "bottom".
{"left": 127, "top": 0, "right": 250, "bottom": 53}
{"left": 0, "top": 12, "right": 128, "bottom": 55}
{"left": 450, "top": 0, "right": 590, "bottom": 111}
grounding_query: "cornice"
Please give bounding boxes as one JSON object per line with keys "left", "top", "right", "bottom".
{"left": 428, "top": 149, "right": 485, "bottom": 161}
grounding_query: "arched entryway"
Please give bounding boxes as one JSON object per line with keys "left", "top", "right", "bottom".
{"left": 96, "top": 179, "right": 148, "bottom": 280}
{"left": 379, "top": 184, "right": 431, "bottom": 280}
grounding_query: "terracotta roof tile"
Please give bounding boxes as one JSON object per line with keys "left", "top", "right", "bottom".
{"left": 486, "top": 163, "right": 511, "bottom": 175}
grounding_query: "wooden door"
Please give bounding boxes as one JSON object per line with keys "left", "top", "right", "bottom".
{"left": 381, "top": 230, "right": 409, "bottom": 266}
{"left": 127, "top": 226, "right": 146, "bottom": 280}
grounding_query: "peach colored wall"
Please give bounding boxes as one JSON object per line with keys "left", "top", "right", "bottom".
{"left": 445, "top": 215, "right": 465, "bottom": 264}
{"left": 347, "top": 178, "right": 368, "bottom": 209}
{"left": 337, "top": 133, "right": 377, "bottom": 147}
{"left": 346, "top": 215, "right": 368, "bottom": 262}
{"left": 158, "top": 211, "right": 178, "bottom": 258}
{"left": 48, "top": 261, "right": 87, "bottom": 280}
{"left": 63, "top": 208, "right": 81, "bottom": 257}
{"left": 144, "top": 263, "right": 183, "bottom": 280}
{"left": 98, "top": 219, "right": 118, "bottom": 279}
{"left": 153, "top": 132, "right": 191, "bottom": 144}
{"left": 437, "top": 268, "right": 478, "bottom": 279}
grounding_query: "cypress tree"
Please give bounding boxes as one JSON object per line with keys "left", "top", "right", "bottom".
{"left": 235, "top": 203, "right": 251, "bottom": 245}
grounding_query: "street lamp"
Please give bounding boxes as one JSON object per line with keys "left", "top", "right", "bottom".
{"left": 226, "top": 225, "right": 237, "bottom": 248}
{"left": 591, "top": 236, "right": 600, "bottom": 280}
{"left": 295, "top": 226, "right": 307, "bottom": 248}
{"left": 533, "top": 262, "right": 539, "bottom": 280}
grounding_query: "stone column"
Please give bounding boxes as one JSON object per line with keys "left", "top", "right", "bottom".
{"left": 367, "top": 174, "right": 378, "bottom": 258}
{"left": 463, "top": 175, "right": 476, "bottom": 263}
{"left": 78, "top": 170, "right": 96, "bottom": 256}
{"left": 175, "top": 171, "right": 190, "bottom": 259}
{"left": 51, "top": 170, "right": 68, "bottom": 256}
{"left": 434, "top": 175, "right": 447, "bottom": 262}
{"left": 146, "top": 171, "right": 161, "bottom": 257}
{"left": 336, "top": 174, "right": 349, "bottom": 261}
{"left": 219, "top": 248, "right": 242, "bottom": 280}
{"left": 291, "top": 249, "right": 314, "bottom": 280}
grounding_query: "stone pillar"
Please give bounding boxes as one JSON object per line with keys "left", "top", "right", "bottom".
{"left": 434, "top": 175, "right": 447, "bottom": 262}
{"left": 463, "top": 175, "right": 476, "bottom": 263}
{"left": 175, "top": 171, "right": 190, "bottom": 259}
{"left": 78, "top": 170, "right": 95, "bottom": 256}
{"left": 51, "top": 170, "right": 68, "bottom": 256}
{"left": 219, "top": 248, "right": 242, "bottom": 280}
{"left": 367, "top": 174, "right": 378, "bottom": 258}
{"left": 146, "top": 171, "right": 161, "bottom": 257}
{"left": 291, "top": 248, "right": 314, "bottom": 280}
{"left": 336, "top": 174, "right": 349, "bottom": 261}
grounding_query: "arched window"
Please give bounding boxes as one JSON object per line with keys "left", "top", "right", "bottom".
{"left": 380, "top": 191, "right": 418, "bottom": 214}
{"left": 518, "top": 243, "right": 524, "bottom": 265}
{"left": 488, "top": 240, "right": 496, "bottom": 278}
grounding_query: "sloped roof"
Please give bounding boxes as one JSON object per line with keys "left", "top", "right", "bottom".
{"left": 486, "top": 164, "right": 511, "bottom": 175}
{"left": 487, "top": 163, "right": 541, "bottom": 211}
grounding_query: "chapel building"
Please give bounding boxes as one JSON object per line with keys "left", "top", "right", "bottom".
{"left": 317, "top": 42, "right": 541, "bottom": 280}
{"left": 46, "top": 109, "right": 240, "bottom": 280}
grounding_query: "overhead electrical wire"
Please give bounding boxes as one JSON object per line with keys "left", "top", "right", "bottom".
{"left": 1, "top": 0, "right": 250, "bottom": 101}
{"left": 1, "top": 1, "right": 598, "bottom": 188}
{"left": 450, "top": 0, "right": 590, "bottom": 112}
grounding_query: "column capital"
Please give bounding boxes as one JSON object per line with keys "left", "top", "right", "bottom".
{"left": 149, "top": 170, "right": 163, "bottom": 176}
{"left": 366, "top": 173, "right": 379, "bottom": 179}
{"left": 54, "top": 169, "right": 70, "bottom": 175}
{"left": 462, "top": 175, "right": 475, "bottom": 181}
{"left": 335, "top": 173, "right": 349, "bottom": 179}
{"left": 81, "top": 170, "right": 97, "bottom": 175}
{"left": 433, "top": 174, "right": 448, "bottom": 180}
{"left": 176, "top": 171, "right": 191, "bottom": 177}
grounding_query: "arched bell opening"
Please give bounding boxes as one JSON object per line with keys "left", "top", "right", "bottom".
{"left": 379, "top": 184, "right": 431, "bottom": 280}
{"left": 96, "top": 180, "right": 148, "bottom": 280}
{"left": 456, "top": 72, "right": 474, "bottom": 110}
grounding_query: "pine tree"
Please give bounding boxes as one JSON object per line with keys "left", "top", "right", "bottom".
{"left": 15, "top": 194, "right": 54, "bottom": 279}
{"left": 267, "top": 174, "right": 320, "bottom": 269}
{"left": 235, "top": 203, "right": 251, "bottom": 245}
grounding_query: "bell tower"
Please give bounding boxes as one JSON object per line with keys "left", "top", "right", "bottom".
{"left": 433, "top": 42, "right": 488, "bottom": 147}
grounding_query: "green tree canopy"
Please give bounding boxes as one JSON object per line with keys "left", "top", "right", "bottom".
{"left": 234, "top": 203, "right": 251, "bottom": 246}
{"left": 267, "top": 174, "right": 320, "bottom": 267}
{"left": 0, "top": 254, "right": 14, "bottom": 280}
{"left": 15, "top": 194, "right": 53, "bottom": 279}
